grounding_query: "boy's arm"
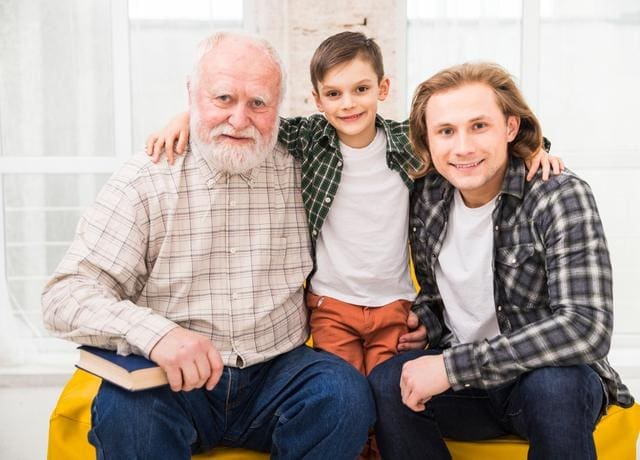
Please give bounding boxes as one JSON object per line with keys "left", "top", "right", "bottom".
{"left": 145, "top": 112, "right": 323, "bottom": 164}
{"left": 278, "top": 115, "right": 323, "bottom": 160}
{"left": 146, "top": 111, "right": 191, "bottom": 165}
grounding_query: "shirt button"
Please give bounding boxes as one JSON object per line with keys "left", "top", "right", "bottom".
{"left": 312, "top": 230, "right": 317, "bottom": 236}
{"left": 497, "top": 305, "right": 502, "bottom": 311}
{"left": 324, "top": 197, "right": 331, "bottom": 203}
{"left": 495, "top": 225, "right": 499, "bottom": 231}
{"left": 230, "top": 248, "right": 236, "bottom": 254}
{"left": 511, "top": 258, "right": 516, "bottom": 264}
{"left": 464, "top": 384, "right": 471, "bottom": 388}
{"left": 232, "top": 293, "right": 239, "bottom": 300}
{"left": 230, "top": 200, "right": 236, "bottom": 207}
{"left": 498, "top": 196, "right": 502, "bottom": 201}
{"left": 412, "top": 227, "right": 417, "bottom": 232}
{"left": 337, "top": 161, "right": 343, "bottom": 167}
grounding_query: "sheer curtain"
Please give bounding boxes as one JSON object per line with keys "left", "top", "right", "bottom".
{"left": 0, "top": 0, "right": 243, "bottom": 366}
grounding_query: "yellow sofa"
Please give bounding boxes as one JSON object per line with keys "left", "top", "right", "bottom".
{"left": 49, "top": 369, "right": 639, "bottom": 459}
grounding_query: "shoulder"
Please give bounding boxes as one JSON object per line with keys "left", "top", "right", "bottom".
{"left": 271, "top": 142, "right": 302, "bottom": 172}
{"left": 522, "top": 168, "right": 600, "bottom": 227}
{"left": 379, "top": 117, "right": 409, "bottom": 141}
{"left": 527, "top": 168, "right": 595, "bottom": 207}
{"left": 104, "top": 152, "right": 186, "bottom": 204}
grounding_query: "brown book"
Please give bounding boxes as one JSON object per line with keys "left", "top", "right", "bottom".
{"left": 76, "top": 345, "right": 168, "bottom": 391}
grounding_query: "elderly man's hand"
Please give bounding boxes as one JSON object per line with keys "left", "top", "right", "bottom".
{"left": 397, "top": 311, "right": 428, "bottom": 351}
{"left": 150, "top": 327, "right": 223, "bottom": 392}
{"left": 400, "top": 354, "right": 451, "bottom": 412}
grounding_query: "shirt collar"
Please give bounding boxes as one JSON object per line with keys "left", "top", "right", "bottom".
{"left": 500, "top": 156, "right": 527, "bottom": 200}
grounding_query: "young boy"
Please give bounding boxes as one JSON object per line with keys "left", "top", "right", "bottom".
{"left": 146, "top": 32, "right": 559, "bottom": 376}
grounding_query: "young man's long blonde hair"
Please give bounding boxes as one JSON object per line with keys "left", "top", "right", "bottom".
{"left": 409, "top": 62, "right": 543, "bottom": 178}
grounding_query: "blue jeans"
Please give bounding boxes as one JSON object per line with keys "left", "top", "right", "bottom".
{"left": 368, "top": 350, "right": 604, "bottom": 460}
{"left": 89, "top": 345, "right": 375, "bottom": 460}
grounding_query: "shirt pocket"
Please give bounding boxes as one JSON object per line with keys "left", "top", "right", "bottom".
{"left": 494, "top": 243, "right": 548, "bottom": 312}
{"left": 495, "top": 243, "right": 535, "bottom": 268}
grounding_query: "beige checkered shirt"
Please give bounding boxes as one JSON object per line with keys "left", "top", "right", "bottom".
{"left": 42, "top": 142, "right": 313, "bottom": 367}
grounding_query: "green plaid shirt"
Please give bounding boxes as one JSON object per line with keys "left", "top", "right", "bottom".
{"left": 279, "top": 114, "right": 423, "bottom": 245}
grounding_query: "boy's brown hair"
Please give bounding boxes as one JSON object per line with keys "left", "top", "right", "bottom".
{"left": 310, "top": 31, "right": 384, "bottom": 92}
{"left": 409, "top": 62, "right": 543, "bottom": 178}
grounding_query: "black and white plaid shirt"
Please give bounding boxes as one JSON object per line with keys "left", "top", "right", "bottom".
{"left": 409, "top": 156, "right": 634, "bottom": 408}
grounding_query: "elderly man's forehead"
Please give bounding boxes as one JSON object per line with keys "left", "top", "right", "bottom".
{"left": 200, "top": 45, "right": 279, "bottom": 84}
{"left": 208, "top": 38, "right": 278, "bottom": 69}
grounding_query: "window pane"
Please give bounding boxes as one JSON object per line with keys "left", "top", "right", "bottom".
{"left": 407, "top": 0, "right": 523, "bottom": 109}
{"left": 538, "top": 0, "right": 640, "bottom": 154}
{"left": 3, "top": 173, "right": 110, "bottom": 353}
{"left": 0, "top": 0, "right": 115, "bottom": 157}
{"left": 129, "top": 0, "right": 244, "bottom": 151}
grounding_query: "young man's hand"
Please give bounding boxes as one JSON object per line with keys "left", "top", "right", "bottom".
{"left": 400, "top": 354, "right": 451, "bottom": 412}
{"left": 397, "top": 311, "right": 428, "bottom": 351}
{"left": 145, "top": 111, "right": 191, "bottom": 165}
{"left": 149, "top": 326, "right": 223, "bottom": 392}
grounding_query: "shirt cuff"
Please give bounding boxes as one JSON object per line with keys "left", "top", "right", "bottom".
{"left": 123, "top": 306, "right": 180, "bottom": 358}
{"left": 443, "top": 343, "right": 483, "bottom": 391}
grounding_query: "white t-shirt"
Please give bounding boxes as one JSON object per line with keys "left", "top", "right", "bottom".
{"left": 311, "top": 128, "right": 416, "bottom": 306}
{"left": 435, "top": 190, "right": 500, "bottom": 344}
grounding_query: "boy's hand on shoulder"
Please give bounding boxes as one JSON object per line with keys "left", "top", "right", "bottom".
{"left": 525, "top": 148, "right": 565, "bottom": 181}
{"left": 150, "top": 326, "right": 223, "bottom": 392}
{"left": 397, "top": 311, "right": 428, "bottom": 351}
{"left": 145, "top": 111, "right": 191, "bottom": 165}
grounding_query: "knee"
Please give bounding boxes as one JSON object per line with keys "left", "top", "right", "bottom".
{"left": 90, "top": 382, "right": 194, "bottom": 449}
{"left": 368, "top": 351, "right": 423, "bottom": 405}
{"left": 329, "top": 361, "right": 375, "bottom": 422}
{"left": 519, "top": 366, "right": 603, "bottom": 424}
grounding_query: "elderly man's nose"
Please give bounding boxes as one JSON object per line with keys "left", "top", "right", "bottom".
{"left": 228, "top": 105, "right": 251, "bottom": 130}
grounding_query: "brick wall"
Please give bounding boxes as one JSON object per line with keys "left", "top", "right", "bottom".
{"left": 250, "top": 0, "right": 407, "bottom": 120}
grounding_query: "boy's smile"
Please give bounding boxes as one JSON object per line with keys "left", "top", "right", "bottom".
{"left": 313, "top": 56, "right": 390, "bottom": 148}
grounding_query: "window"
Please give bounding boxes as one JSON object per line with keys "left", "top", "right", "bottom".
{"left": 0, "top": 0, "right": 245, "bottom": 366}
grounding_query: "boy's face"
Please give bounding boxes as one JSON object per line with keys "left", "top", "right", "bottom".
{"left": 313, "top": 57, "right": 390, "bottom": 148}
{"left": 425, "top": 82, "right": 519, "bottom": 208}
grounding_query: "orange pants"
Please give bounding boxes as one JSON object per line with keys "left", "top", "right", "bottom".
{"left": 306, "top": 292, "right": 412, "bottom": 376}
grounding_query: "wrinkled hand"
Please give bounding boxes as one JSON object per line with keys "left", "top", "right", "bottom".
{"left": 149, "top": 327, "right": 223, "bottom": 392}
{"left": 400, "top": 354, "right": 451, "bottom": 412}
{"left": 398, "top": 310, "right": 428, "bottom": 351}
{"left": 145, "top": 111, "right": 191, "bottom": 165}
{"left": 525, "top": 148, "right": 565, "bottom": 181}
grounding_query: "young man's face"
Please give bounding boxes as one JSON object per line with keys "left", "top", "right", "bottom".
{"left": 313, "top": 56, "right": 390, "bottom": 148}
{"left": 425, "top": 82, "right": 519, "bottom": 207}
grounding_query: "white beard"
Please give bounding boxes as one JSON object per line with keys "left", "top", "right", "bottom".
{"left": 190, "top": 112, "right": 279, "bottom": 175}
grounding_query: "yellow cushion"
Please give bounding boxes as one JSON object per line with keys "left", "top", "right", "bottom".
{"left": 49, "top": 369, "right": 640, "bottom": 460}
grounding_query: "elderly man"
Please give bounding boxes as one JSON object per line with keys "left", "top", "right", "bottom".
{"left": 42, "top": 32, "right": 374, "bottom": 459}
{"left": 368, "top": 63, "right": 634, "bottom": 459}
